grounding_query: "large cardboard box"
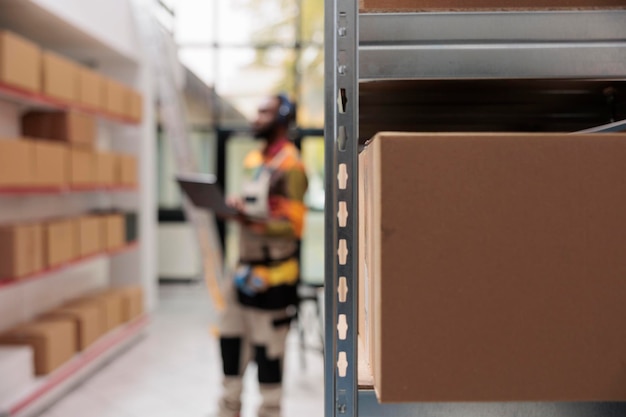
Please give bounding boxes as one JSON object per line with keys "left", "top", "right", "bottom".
{"left": 75, "top": 292, "right": 124, "bottom": 333}
{"left": 0, "top": 223, "right": 42, "bottom": 280}
{"left": 44, "top": 219, "right": 75, "bottom": 268}
{"left": 70, "top": 149, "right": 96, "bottom": 187}
{"left": 359, "top": 132, "right": 626, "bottom": 402}
{"left": 114, "top": 286, "right": 144, "bottom": 322}
{"left": 77, "top": 66, "right": 103, "bottom": 110}
{"left": 360, "top": 0, "right": 626, "bottom": 11}
{"left": 117, "top": 154, "right": 138, "bottom": 186}
{"left": 0, "top": 30, "right": 41, "bottom": 92}
{"left": 42, "top": 51, "right": 77, "bottom": 103}
{"left": 43, "top": 304, "right": 103, "bottom": 351}
{"left": 126, "top": 90, "right": 143, "bottom": 122}
{"left": 32, "top": 140, "right": 68, "bottom": 188}
{"left": 0, "top": 318, "right": 76, "bottom": 375}
{"left": 103, "top": 79, "right": 126, "bottom": 116}
{"left": 0, "top": 139, "right": 34, "bottom": 187}
{"left": 22, "top": 111, "right": 96, "bottom": 149}
{"left": 101, "top": 214, "right": 125, "bottom": 251}
{"left": 95, "top": 152, "right": 117, "bottom": 186}
{"left": 75, "top": 216, "right": 102, "bottom": 257}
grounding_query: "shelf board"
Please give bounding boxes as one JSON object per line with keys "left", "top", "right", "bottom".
{"left": 359, "top": 11, "right": 626, "bottom": 80}
{"left": 0, "top": 81, "right": 140, "bottom": 125}
{"left": 0, "top": 242, "right": 139, "bottom": 290}
{"left": 2, "top": 315, "right": 149, "bottom": 417}
{"left": 0, "top": 185, "right": 138, "bottom": 196}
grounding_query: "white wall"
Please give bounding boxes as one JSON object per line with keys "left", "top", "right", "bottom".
{"left": 29, "top": 0, "right": 140, "bottom": 61}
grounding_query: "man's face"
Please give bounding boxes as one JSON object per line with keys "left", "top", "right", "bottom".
{"left": 252, "top": 97, "right": 280, "bottom": 139}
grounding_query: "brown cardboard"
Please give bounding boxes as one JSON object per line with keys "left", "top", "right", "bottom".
{"left": 76, "top": 292, "right": 124, "bottom": 332}
{"left": 114, "top": 286, "right": 144, "bottom": 322}
{"left": 359, "top": 132, "right": 626, "bottom": 402}
{"left": 95, "top": 152, "right": 117, "bottom": 186}
{"left": 22, "top": 111, "right": 96, "bottom": 149}
{"left": 77, "top": 66, "right": 103, "bottom": 110}
{"left": 42, "top": 51, "right": 78, "bottom": 103}
{"left": 75, "top": 216, "right": 102, "bottom": 257}
{"left": 101, "top": 214, "right": 125, "bottom": 251}
{"left": 28, "top": 223, "right": 44, "bottom": 273}
{"left": 117, "top": 154, "right": 138, "bottom": 186}
{"left": 44, "top": 219, "right": 75, "bottom": 267}
{"left": 32, "top": 140, "right": 68, "bottom": 187}
{"left": 0, "top": 318, "right": 76, "bottom": 375}
{"left": 0, "top": 139, "right": 34, "bottom": 187}
{"left": 103, "top": 79, "right": 126, "bottom": 116}
{"left": 0, "top": 225, "right": 31, "bottom": 280}
{"left": 128, "top": 90, "right": 143, "bottom": 122}
{"left": 43, "top": 304, "right": 102, "bottom": 351}
{"left": 0, "top": 30, "right": 42, "bottom": 92}
{"left": 360, "top": 0, "right": 626, "bottom": 11}
{"left": 70, "top": 149, "right": 96, "bottom": 186}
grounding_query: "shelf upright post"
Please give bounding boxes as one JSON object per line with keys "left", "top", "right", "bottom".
{"left": 325, "top": 0, "right": 359, "bottom": 416}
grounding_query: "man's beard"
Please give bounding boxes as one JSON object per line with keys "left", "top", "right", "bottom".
{"left": 253, "top": 120, "right": 279, "bottom": 140}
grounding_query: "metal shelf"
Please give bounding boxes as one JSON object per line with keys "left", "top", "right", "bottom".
{"left": 326, "top": 3, "right": 626, "bottom": 417}
{"left": 359, "top": 11, "right": 626, "bottom": 80}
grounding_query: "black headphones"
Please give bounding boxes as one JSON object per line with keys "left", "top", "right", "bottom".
{"left": 276, "top": 93, "right": 295, "bottom": 126}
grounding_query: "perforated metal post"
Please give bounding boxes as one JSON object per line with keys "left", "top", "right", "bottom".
{"left": 325, "top": 0, "right": 358, "bottom": 416}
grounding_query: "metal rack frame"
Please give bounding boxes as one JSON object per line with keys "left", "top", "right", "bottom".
{"left": 325, "top": 3, "right": 626, "bottom": 417}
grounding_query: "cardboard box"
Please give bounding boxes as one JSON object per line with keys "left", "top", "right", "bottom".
{"left": 114, "top": 286, "right": 144, "bottom": 322}
{"left": 0, "top": 225, "right": 31, "bottom": 280}
{"left": 126, "top": 90, "right": 143, "bottom": 122}
{"left": 22, "top": 111, "right": 96, "bottom": 149}
{"left": 42, "top": 51, "right": 77, "bottom": 103}
{"left": 77, "top": 66, "right": 103, "bottom": 110}
{"left": 70, "top": 149, "right": 96, "bottom": 186}
{"left": 0, "top": 139, "right": 34, "bottom": 187}
{"left": 75, "top": 216, "right": 101, "bottom": 257}
{"left": 44, "top": 219, "right": 75, "bottom": 268}
{"left": 95, "top": 152, "right": 117, "bottom": 186}
{"left": 32, "top": 140, "right": 68, "bottom": 187}
{"left": 0, "top": 223, "right": 42, "bottom": 280}
{"left": 103, "top": 79, "right": 126, "bottom": 116}
{"left": 75, "top": 292, "right": 124, "bottom": 333}
{"left": 360, "top": 0, "right": 626, "bottom": 11}
{"left": 43, "top": 304, "right": 103, "bottom": 351}
{"left": 0, "top": 30, "right": 41, "bottom": 92}
{"left": 0, "top": 318, "right": 76, "bottom": 375}
{"left": 359, "top": 132, "right": 626, "bottom": 402}
{"left": 117, "top": 154, "right": 138, "bottom": 186}
{"left": 101, "top": 214, "right": 125, "bottom": 251}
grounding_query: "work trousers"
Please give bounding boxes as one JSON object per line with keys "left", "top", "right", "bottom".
{"left": 218, "top": 284, "right": 291, "bottom": 417}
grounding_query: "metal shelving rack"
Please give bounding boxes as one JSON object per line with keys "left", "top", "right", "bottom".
{"left": 324, "top": 3, "right": 626, "bottom": 417}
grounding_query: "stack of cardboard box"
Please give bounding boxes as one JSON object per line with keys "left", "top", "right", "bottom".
{"left": 0, "top": 213, "right": 129, "bottom": 281}
{"left": 0, "top": 286, "right": 144, "bottom": 376}
{"left": 0, "top": 30, "right": 143, "bottom": 123}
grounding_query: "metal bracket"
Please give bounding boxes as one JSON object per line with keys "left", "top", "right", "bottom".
{"left": 325, "top": 0, "right": 358, "bottom": 416}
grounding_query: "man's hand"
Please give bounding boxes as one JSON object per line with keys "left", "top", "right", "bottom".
{"left": 226, "top": 196, "right": 245, "bottom": 212}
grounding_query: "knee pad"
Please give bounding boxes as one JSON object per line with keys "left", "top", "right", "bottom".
{"left": 221, "top": 337, "right": 242, "bottom": 376}
{"left": 254, "top": 345, "right": 282, "bottom": 384}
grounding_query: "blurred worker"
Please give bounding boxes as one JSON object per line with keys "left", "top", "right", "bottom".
{"left": 218, "top": 94, "right": 308, "bottom": 417}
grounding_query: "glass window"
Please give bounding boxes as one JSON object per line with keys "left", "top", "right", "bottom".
{"left": 300, "top": 0, "right": 324, "bottom": 45}
{"left": 298, "top": 46, "right": 324, "bottom": 127}
{"left": 179, "top": 48, "right": 216, "bottom": 86}
{"left": 174, "top": 0, "right": 216, "bottom": 45}
{"left": 217, "top": 0, "right": 298, "bottom": 46}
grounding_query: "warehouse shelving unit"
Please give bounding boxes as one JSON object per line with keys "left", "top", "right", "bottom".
{"left": 0, "top": 1, "right": 155, "bottom": 416}
{"left": 324, "top": 3, "right": 626, "bottom": 417}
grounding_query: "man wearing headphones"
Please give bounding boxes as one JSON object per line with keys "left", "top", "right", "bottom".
{"left": 218, "top": 94, "right": 308, "bottom": 417}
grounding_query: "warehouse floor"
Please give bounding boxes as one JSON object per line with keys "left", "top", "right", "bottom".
{"left": 38, "top": 282, "right": 324, "bottom": 417}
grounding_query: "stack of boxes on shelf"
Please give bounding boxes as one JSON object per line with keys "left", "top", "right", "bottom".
{"left": 0, "top": 212, "right": 136, "bottom": 282}
{"left": 0, "top": 286, "right": 144, "bottom": 376}
{"left": 0, "top": 26, "right": 145, "bottom": 402}
{"left": 0, "top": 29, "right": 140, "bottom": 191}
